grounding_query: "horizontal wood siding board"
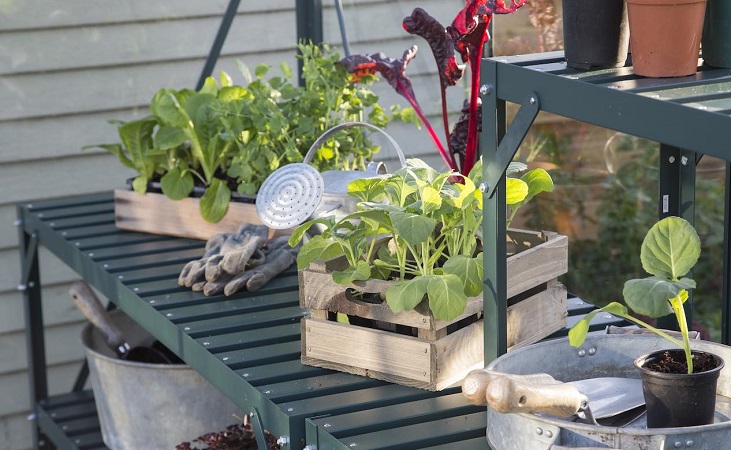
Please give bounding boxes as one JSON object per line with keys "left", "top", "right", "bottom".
{"left": 0, "top": 362, "right": 85, "bottom": 417}
{"left": 0, "top": 0, "right": 290, "bottom": 31}
{"left": 1, "top": 247, "right": 79, "bottom": 295}
{"left": 0, "top": 322, "right": 86, "bottom": 375}
{"left": 2, "top": 13, "right": 297, "bottom": 76}
{"left": 0, "top": 283, "right": 89, "bottom": 334}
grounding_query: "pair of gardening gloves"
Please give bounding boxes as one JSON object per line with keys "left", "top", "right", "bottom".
{"left": 178, "top": 224, "right": 298, "bottom": 296}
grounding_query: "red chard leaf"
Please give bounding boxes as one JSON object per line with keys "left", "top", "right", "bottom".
{"left": 403, "top": 8, "right": 464, "bottom": 87}
{"left": 339, "top": 47, "right": 419, "bottom": 103}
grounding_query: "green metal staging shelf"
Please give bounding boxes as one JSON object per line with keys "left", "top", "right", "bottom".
{"left": 16, "top": 192, "right": 618, "bottom": 450}
{"left": 17, "top": 192, "right": 491, "bottom": 450}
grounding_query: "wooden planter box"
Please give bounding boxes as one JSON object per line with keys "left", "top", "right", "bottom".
{"left": 114, "top": 189, "right": 278, "bottom": 241}
{"left": 299, "top": 229, "right": 569, "bottom": 391}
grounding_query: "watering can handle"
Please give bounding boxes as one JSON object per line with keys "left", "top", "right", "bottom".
{"left": 302, "top": 122, "right": 407, "bottom": 168}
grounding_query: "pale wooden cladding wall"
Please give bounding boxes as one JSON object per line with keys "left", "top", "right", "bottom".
{"left": 0, "top": 0, "right": 469, "bottom": 448}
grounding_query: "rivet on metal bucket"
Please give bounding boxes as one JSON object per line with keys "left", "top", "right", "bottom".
{"left": 588, "top": 347, "right": 596, "bottom": 356}
{"left": 578, "top": 349, "right": 586, "bottom": 357}
{"left": 535, "top": 428, "right": 543, "bottom": 435}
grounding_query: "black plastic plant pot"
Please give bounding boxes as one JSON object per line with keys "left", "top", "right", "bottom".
{"left": 634, "top": 349, "right": 724, "bottom": 428}
{"left": 562, "top": 0, "right": 630, "bottom": 70}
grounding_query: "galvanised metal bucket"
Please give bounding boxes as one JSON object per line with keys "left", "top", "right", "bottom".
{"left": 486, "top": 334, "right": 731, "bottom": 449}
{"left": 81, "top": 310, "right": 241, "bottom": 450}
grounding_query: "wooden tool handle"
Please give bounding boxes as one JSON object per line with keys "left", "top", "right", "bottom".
{"left": 69, "top": 281, "right": 127, "bottom": 355}
{"left": 486, "top": 375, "right": 588, "bottom": 418}
{"left": 462, "top": 368, "right": 559, "bottom": 406}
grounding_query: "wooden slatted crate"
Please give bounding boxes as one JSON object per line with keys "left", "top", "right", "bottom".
{"left": 114, "top": 189, "right": 285, "bottom": 240}
{"left": 300, "top": 229, "right": 569, "bottom": 391}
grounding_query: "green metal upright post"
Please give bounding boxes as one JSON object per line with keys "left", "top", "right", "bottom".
{"left": 657, "top": 144, "right": 697, "bottom": 330}
{"left": 723, "top": 161, "right": 731, "bottom": 344}
{"left": 17, "top": 206, "right": 51, "bottom": 450}
{"left": 481, "top": 59, "right": 509, "bottom": 364}
{"left": 296, "top": 0, "right": 323, "bottom": 84}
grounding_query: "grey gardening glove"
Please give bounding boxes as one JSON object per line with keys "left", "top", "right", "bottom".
{"left": 222, "top": 236, "right": 299, "bottom": 295}
{"left": 178, "top": 224, "right": 268, "bottom": 289}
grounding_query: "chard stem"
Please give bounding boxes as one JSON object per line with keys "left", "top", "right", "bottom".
{"left": 395, "top": 80, "right": 457, "bottom": 170}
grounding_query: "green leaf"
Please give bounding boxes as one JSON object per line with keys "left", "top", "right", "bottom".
{"left": 83, "top": 143, "right": 134, "bottom": 170}
{"left": 332, "top": 260, "right": 372, "bottom": 284}
{"left": 348, "top": 177, "right": 385, "bottom": 202}
{"left": 160, "top": 167, "right": 194, "bottom": 200}
{"left": 199, "top": 76, "right": 219, "bottom": 96}
{"left": 199, "top": 178, "right": 231, "bottom": 223}
{"left": 385, "top": 277, "right": 429, "bottom": 313}
{"left": 132, "top": 176, "right": 148, "bottom": 194}
{"left": 219, "top": 71, "right": 233, "bottom": 87}
{"left": 520, "top": 168, "right": 554, "bottom": 205}
{"left": 154, "top": 126, "right": 186, "bottom": 150}
{"left": 505, "top": 177, "right": 529, "bottom": 205}
{"left": 288, "top": 217, "right": 336, "bottom": 247}
{"left": 443, "top": 254, "right": 483, "bottom": 297}
{"left": 420, "top": 185, "right": 442, "bottom": 215}
{"left": 296, "top": 235, "right": 344, "bottom": 269}
{"left": 506, "top": 161, "right": 528, "bottom": 176}
{"left": 623, "top": 276, "right": 695, "bottom": 318}
{"left": 452, "top": 177, "right": 477, "bottom": 209}
{"left": 428, "top": 274, "right": 468, "bottom": 321}
{"left": 280, "top": 61, "right": 293, "bottom": 79}
{"left": 389, "top": 211, "right": 436, "bottom": 247}
{"left": 254, "top": 63, "right": 270, "bottom": 79}
{"left": 336, "top": 313, "right": 350, "bottom": 324}
{"left": 569, "top": 302, "right": 630, "bottom": 347}
{"left": 641, "top": 216, "right": 701, "bottom": 280}
{"left": 151, "top": 89, "right": 189, "bottom": 128}
{"left": 218, "top": 86, "right": 247, "bottom": 102}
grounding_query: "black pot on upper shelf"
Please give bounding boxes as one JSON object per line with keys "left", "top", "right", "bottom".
{"left": 562, "top": 0, "right": 630, "bottom": 70}
{"left": 635, "top": 349, "right": 724, "bottom": 428}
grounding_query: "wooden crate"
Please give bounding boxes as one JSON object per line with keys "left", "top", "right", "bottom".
{"left": 114, "top": 189, "right": 285, "bottom": 241}
{"left": 300, "top": 229, "right": 569, "bottom": 391}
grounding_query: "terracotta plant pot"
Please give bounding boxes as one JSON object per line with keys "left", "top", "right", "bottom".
{"left": 562, "top": 0, "right": 630, "bottom": 70}
{"left": 702, "top": 0, "right": 731, "bottom": 68}
{"left": 626, "top": 0, "right": 707, "bottom": 77}
{"left": 635, "top": 349, "right": 724, "bottom": 428}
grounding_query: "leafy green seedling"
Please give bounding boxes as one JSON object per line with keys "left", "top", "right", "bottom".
{"left": 569, "top": 216, "right": 701, "bottom": 373}
{"left": 289, "top": 158, "right": 554, "bottom": 321}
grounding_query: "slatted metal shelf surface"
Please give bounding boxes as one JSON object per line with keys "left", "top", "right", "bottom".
{"left": 18, "top": 191, "right": 623, "bottom": 450}
{"left": 484, "top": 51, "right": 731, "bottom": 158}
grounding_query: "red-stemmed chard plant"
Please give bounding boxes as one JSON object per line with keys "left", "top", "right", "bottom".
{"left": 339, "top": 0, "right": 528, "bottom": 176}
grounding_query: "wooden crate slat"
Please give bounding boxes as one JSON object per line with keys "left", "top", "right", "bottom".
{"left": 114, "top": 189, "right": 272, "bottom": 240}
{"left": 507, "top": 282, "right": 568, "bottom": 350}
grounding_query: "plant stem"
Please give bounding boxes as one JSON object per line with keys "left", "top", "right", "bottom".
{"left": 394, "top": 80, "right": 457, "bottom": 170}
{"left": 670, "top": 292, "right": 694, "bottom": 374}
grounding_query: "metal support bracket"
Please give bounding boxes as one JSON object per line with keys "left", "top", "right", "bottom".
{"left": 196, "top": 0, "right": 241, "bottom": 90}
{"left": 20, "top": 233, "right": 39, "bottom": 288}
{"left": 250, "top": 407, "right": 270, "bottom": 450}
{"left": 485, "top": 92, "right": 541, "bottom": 198}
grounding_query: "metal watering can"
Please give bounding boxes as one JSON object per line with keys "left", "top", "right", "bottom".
{"left": 256, "top": 122, "right": 406, "bottom": 230}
